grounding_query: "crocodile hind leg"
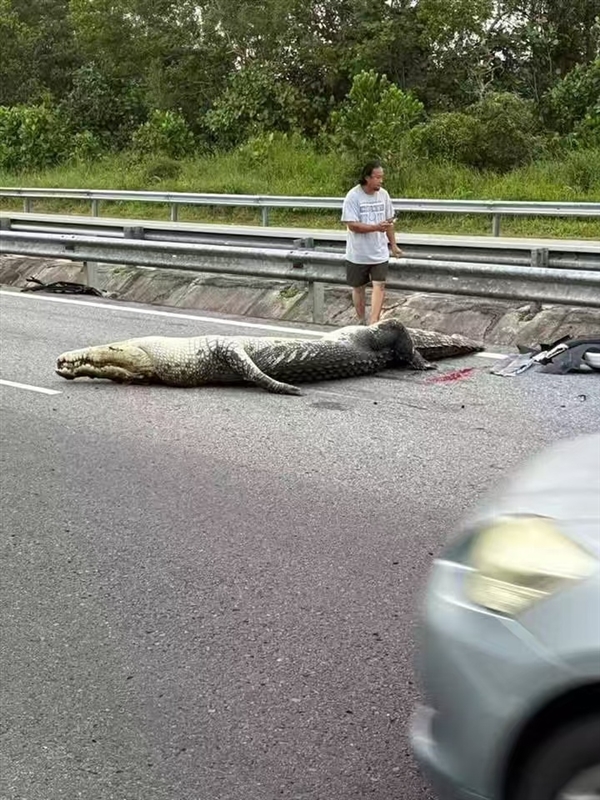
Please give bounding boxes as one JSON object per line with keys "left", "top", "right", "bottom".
{"left": 382, "top": 321, "right": 437, "bottom": 370}
{"left": 219, "top": 342, "right": 302, "bottom": 395}
{"left": 388, "top": 325, "right": 437, "bottom": 370}
{"left": 408, "top": 350, "right": 437, "bottom": 370}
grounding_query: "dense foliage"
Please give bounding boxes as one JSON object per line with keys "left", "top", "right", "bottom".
{"left": 0, "top": 0, "right": 598, "bottom": 176}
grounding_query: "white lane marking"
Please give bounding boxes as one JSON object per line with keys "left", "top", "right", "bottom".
{"left": 0, "top": 290, "right": 509, "bottom": 358}
{"left": 0, "top": 291, "right": 324, "bottom": 336}
{"left": 0, "top": 379, "right": 61, "bottom": 395}
{"left": 476, "top": 352, "right": 509, "bottom": 360}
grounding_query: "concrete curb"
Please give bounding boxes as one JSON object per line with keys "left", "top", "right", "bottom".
{"left": 2, "top": 255, "right": 600, "bottom": 347}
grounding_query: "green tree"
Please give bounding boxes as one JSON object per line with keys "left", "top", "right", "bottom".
{"left": 132, "top": 109, "right": 196, "bottom": 157}
{"left": 330, "top": 70, "right": 425, "bottom": 161}
{"left": 202, "top": 0, "right": 430, "bottom": 122}
{"left": 409, "top": 92, "right": 541, "bottom": 171}
{"left": 60, "top": 63, "right": 148, "bottom": 149}
{"left": 0, "top": 0, "right": 79, "bottom": 105}
{"left": 1, "top": 0, "right": 598, "bottom": 163}
{"left": 482, "top": 0, "right": 600, "bottom": 102}
{"left": 0, "top": 103, "right": 72, "bottom": 170}
{"left": 0, "top": 0, "right": 34, "bottom": 104}
{"left": 468, "top": 92, "right": 541, "bottom": 171}
{"left": 414, "top": 0, "right": 495, "bottom": 107}
{"left": 204, "top": 63, "right": 310, "bottom": 148}
{"left": 69, "top": 0, "right": 236, "bottom": 127}
{"left": 543, "top": 59, "right": 600, "bottom": 134}
{"left": 408, "top": 112, "right": 482, "bottom": 164}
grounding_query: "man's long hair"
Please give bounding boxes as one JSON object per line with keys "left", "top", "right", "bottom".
{"left": 359, "top": 160, "right": 382, "bottom": 186}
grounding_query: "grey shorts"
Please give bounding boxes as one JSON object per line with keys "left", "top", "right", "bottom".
{"left": 345, "top": 260, "right": 389, "bottom": 288}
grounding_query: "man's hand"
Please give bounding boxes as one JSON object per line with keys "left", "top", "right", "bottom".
{"left": 374, "top": 219, "right": 393, "bottom": 232}
{"left": 390, "top": 244, "right": 404, "bottom": 258}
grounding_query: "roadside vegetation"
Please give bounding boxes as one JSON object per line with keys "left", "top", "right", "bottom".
{"left": 1, "top": 1, "right": 598, "bottom": 238}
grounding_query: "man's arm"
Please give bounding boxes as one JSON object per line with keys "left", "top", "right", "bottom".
{"left": 346, "top": 220, "right": 392, "bottom": 234}
{"left": 383, "top": 218, "right": 403, "bottom": 258}
{"left": 384, "top": 193, "right": 403, "bottom": 258}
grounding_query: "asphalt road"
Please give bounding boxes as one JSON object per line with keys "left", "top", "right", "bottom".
{"left": 1, "top": 289, "right": 598, "bottom": 800}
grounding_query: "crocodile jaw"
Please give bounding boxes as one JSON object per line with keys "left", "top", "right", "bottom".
{"left": 56, "top": 343, "right": 155, "bottom": 382}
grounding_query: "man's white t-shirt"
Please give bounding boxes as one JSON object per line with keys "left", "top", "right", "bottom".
{"left": 341, "top": 185, "right": 394, "bottom": 264}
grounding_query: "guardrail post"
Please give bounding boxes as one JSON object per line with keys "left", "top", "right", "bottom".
{"left": 261, "top": 207, "right": 270, "bottom": 226}
{"left": 0, "top": 218, "right": 11, "bottom": 231}
{"left": 292, "top": 237, "right": 315, "bottom": 267}
{"left": 531, "top": 248, "right": 549, "bottom": 268}
{"left": 308, "top": 280, "right": 325, "bottom": 324}
{"left": 492, "top": 213, "right": 501, "bottom": 236}
{"left": 91, "top": 199, "right": 100, "bottom": 217}
{"left": 24, "top": 198, "right": 32, "bottom": 213}
{"left": 170, "top": 204, "right": 178, "bottom": 222}
{"left": 292, "top": 237, "right": 323, "bottom": 323}
{"left": 82, "top": 260, "right": 99, "bottom": 288}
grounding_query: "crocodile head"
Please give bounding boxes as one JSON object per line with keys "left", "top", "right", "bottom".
{"left": 56, "top": 341, "right": 155, "bottom": 382}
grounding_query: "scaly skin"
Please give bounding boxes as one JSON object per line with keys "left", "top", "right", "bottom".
{"left": 55, "top": 318, "right": 483, "bottom": 395}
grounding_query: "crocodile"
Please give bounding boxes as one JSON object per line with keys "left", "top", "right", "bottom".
{"left": 55, "top": 318, "right": 483, "bottom": 395}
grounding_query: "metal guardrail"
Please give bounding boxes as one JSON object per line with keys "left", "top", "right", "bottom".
{"left": 1, "top": 187, "right": 599, "bottom": 235}
{"left": 2, "top": 211, "right": 599, "bottom": 270}
{"left": 2, "top": 231, "right": 599, "bottom": 323}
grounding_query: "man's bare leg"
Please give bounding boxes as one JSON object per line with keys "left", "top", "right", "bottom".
{"left": 352, "top": 285, "right": 367, "bottom": 323}
{"left": 369, "top": 281, "right": 386, "bottom": 324}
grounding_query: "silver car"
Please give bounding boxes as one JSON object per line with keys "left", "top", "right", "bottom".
{"left": 410, "top": 432, "right": 600, "bottom": 800}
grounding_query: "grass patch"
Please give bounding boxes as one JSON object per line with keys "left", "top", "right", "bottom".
{"left": 1, "top": 142, "right": 598, "bottom": 239}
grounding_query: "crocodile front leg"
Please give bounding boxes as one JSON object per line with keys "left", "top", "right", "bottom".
{"left": 218, "top": 342, "right": 302, "bottom": 395}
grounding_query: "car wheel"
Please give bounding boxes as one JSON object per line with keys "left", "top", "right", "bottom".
{"left": 512, "top": 716, "right": 600, "bottom": 800}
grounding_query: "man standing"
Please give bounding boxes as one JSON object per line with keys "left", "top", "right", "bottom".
{"left": 341, "top": 160, "right": 403, "bottom": 324}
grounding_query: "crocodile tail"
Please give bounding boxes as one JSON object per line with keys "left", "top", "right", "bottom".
{"left": 407, "top": 327, "right": 484, "bottom": 360}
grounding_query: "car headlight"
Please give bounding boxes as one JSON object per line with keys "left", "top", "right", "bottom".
{"left": 465, "top": 516, "right": 597, "bottom": 616}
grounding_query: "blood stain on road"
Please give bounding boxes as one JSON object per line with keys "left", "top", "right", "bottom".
{"left": 426, "top": 367, "right": 476, "bottom": 384}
